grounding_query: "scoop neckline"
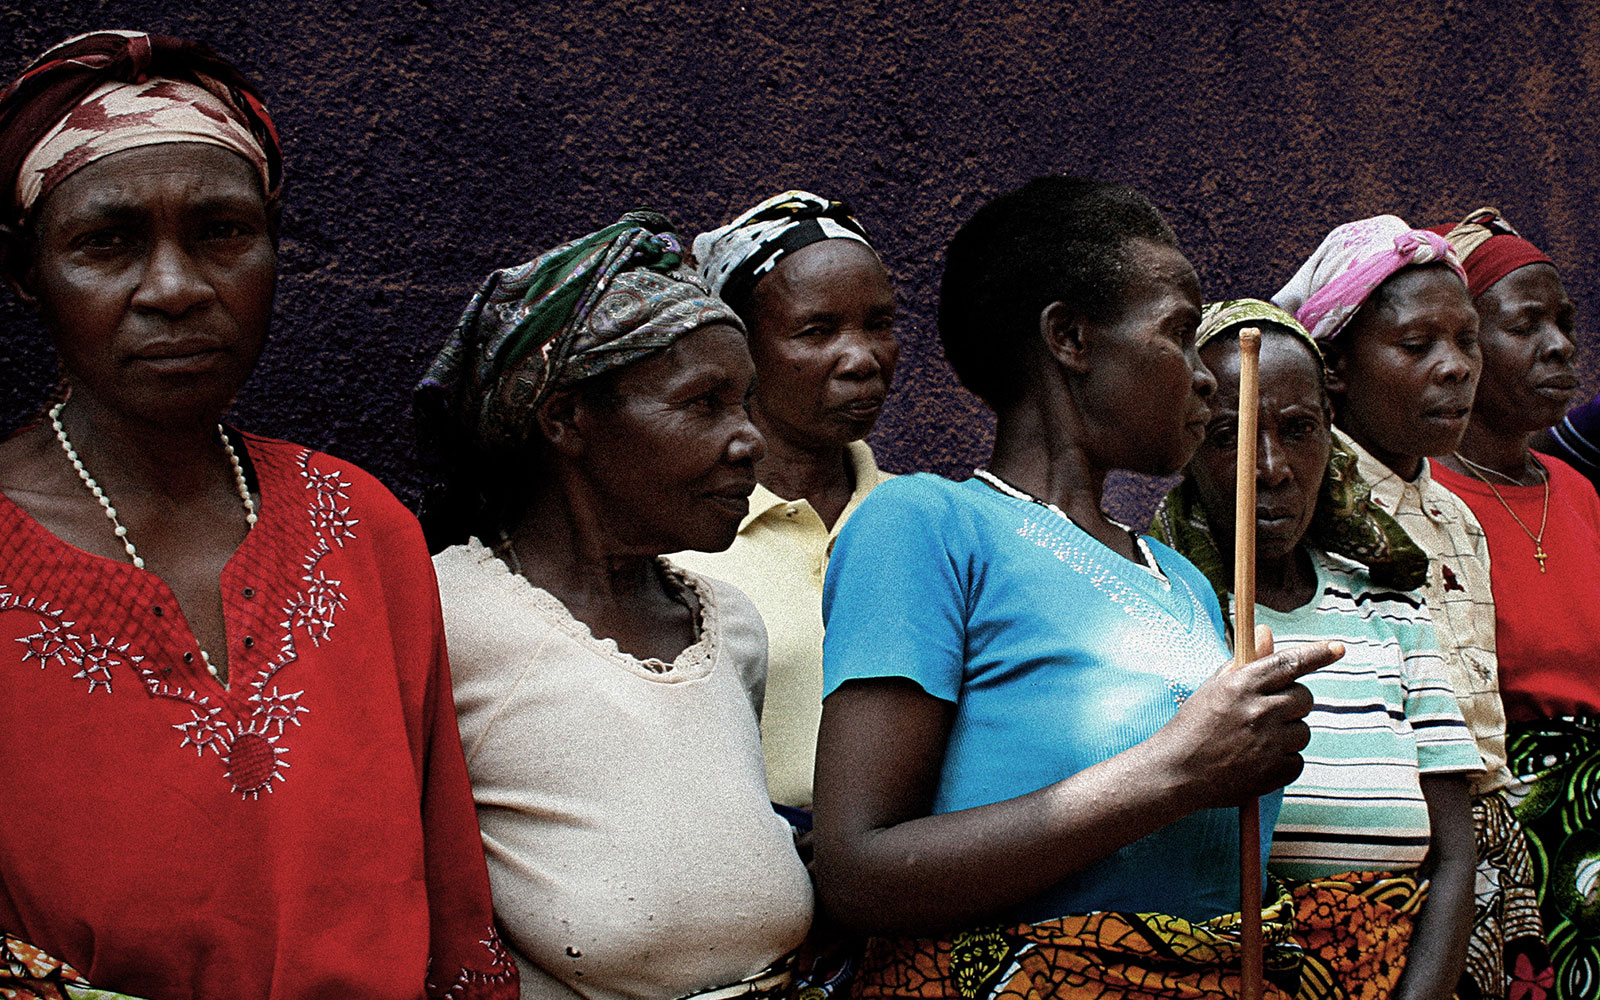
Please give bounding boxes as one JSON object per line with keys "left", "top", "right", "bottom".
{"left": 457, "top": 537, "right": 721, "bottom": 683}
{"left": 964, "top": 474, "right": 1171, "bottom": 587}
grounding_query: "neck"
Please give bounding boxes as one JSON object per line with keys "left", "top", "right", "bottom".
{"left": 1335, "top": 420, "right": 1423, "bottom": 481}
{"left": 1252, "top": 545, "right": 1318, "bottom": 613}
{"left": 988, "top": 390, "right": 1113, "bottom": 542}
{"left": 752, "top": 428, "right": 854, "bottom": 503}
{"left": 506, "top": 481, "right": 661, "bottom": 609}
{"left": 750, "top": 411, "right": 857, "bottom": 529}
{"left": 1445, "top": 417, "right": 1539, "bottom": 485}
{"left": 58, "top": 392, "right": 232, "bottom": 500}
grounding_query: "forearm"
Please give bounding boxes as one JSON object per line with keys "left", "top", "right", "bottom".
{"left": 1393, "top": 775, "right": 1476, "bottom": 1000}
{"left": 814, "top": 735, "right": 1203, "bottom": 935}
{"left": 813, "top": 637, "right": 1331, "bottom": 938}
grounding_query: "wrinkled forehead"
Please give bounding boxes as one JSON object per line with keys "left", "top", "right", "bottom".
{"left": 34, "top": 141, "right": 266, "bottom": 227}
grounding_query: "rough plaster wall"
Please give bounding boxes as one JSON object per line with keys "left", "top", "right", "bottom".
{"left": 2, "top": 0, "right": 1597, "bottom": 526}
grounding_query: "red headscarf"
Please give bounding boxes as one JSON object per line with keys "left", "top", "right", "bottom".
{"left": 1426, "top": 208, "right": 1554, "bottom": 300}
{"left": 0, "top": 30, "right": 282, "bottom": 227}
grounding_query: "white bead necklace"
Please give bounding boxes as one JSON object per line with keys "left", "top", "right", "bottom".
{"left": 50, "top": 398, "right": 257, "bottom": 680}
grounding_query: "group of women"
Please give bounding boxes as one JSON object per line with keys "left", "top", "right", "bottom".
{"left": 2, "top": 28, "right": 1598, "bottom": 1000}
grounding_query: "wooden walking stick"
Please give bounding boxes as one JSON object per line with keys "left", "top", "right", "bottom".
{"left": 1231, "top": 327, "right": 1264, "bottom": 1000}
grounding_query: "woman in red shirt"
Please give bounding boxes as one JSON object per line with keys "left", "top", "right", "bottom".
{"left": 1430, "top": 208, "right": 1600, "bottom": 994}
{"left": 0, "top": 30, "right": 515, "bottom": 999}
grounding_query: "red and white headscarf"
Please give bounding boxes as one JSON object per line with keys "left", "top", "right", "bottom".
{"left": 0, "top": 30, "right": 282, "bottom": 226}
{"left": 1425, "top": 208, "right": 1555, "bottom": 300}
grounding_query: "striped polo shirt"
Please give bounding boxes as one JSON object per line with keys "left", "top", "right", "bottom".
{"left": 1257, "top": 550, "right": 1484, "bottom": 880}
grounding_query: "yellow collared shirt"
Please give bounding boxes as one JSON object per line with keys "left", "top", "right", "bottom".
{"left": 670, "top": 440, "right": 891, "bottom": 808}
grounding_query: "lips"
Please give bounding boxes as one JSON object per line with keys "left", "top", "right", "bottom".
{"left": 1534, "top": 372, "right": 1580, "bottom": 399}
{"left": 1255, "top": 510, "right": 1298, "bottom": 532}
{"left": 702, "top": 480, "right": 756, "bottom": 518}
{"left": 130, "top": 339, "right": 228, "bottom": 372}
{"left": 837, "top": 394, "right": 886, "bottom": 420}
{"left": 1420, "top": 400, "right": 1471, "bottom": 424}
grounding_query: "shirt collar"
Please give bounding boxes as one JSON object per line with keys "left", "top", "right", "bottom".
{"left": 1336, "top": 428, "right": 1454, "bottom": 524}
{"left": 737, "top": 440, "right": 886, "bottom": 533}
{"left": 739, "top": 481, "right": 792, "bottom": 530}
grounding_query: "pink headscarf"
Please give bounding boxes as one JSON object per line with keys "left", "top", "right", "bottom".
{"left": 1272, "top": 215, "right": 1466, "bottom": 342}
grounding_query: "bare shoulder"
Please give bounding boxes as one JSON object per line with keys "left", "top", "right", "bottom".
{"left": 0, "top": 424, "right": 73, "bottom": 505}
{"left": 0, "top": 423, "right": 126, "bottom": 555}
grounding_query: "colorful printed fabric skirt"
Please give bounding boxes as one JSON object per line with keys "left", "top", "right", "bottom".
{"left": 0, "top": 934, "right": 146, "bottom": 1000}
{"left": 1460, "top": 789, "right": 1555, "bottom": 1000}
{"left": 848, "top": 872, "right": 1423, "bottom": 1000}
{"left": 1508, "top": 716, "right": 1600, "bottom": 1000}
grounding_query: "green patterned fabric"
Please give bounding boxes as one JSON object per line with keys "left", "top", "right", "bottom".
{"left": 415, "top": 210, "right": 743, "bottom": 457}
{"left": 1150, "top": 300, "right": 1427, "bottom": 605}
{"left": 1508, "top": 716, "right": 1600, "bottom": 997}
{"left": 1195, "top": 298, "right": 1322, "bottom": 360}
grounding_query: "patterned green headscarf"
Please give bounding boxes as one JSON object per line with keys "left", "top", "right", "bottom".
{"left": 1150, "top": 299, "right": 1427, "bottom": 605}
{"left": 415, "top": 209, "right": 744, "bottom": 457}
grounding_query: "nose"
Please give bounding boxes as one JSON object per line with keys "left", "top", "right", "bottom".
{"left": 727, "top": 412, "right": 765, "bottom": 464}
{"left": 835, "top": 329, "right": 893, "bottom": 381}
{"left": 1539, "top": 320, "right": 1579, "bottom": 366}
{"left": 131, "top": 238, "right": 215, "bottom": 317}
{"left": 1436, "top": 339, "right": 1478, "bottom": 384}
{"left": 1190, "top": 349, "right": 1218, "bottom": 400}
{"left": 1257, "top": 431, "right": 1291, "bottom": 489}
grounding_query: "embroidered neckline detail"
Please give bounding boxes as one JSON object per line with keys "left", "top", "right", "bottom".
{"left": 1, "top": 447, "right": 359, "bottom": 800}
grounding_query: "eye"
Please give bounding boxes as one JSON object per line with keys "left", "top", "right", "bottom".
{"left": 1206, "top": 419, "right": 1237, "bottom": 449}
{"left": 73, "top": 228, "right": 132, "bottom": 252}
{"left": 1282, "top": 416, "right": 1320, "bottom": 441}
{"left": 204, "top": 220, "right": 255, "bottom": 240}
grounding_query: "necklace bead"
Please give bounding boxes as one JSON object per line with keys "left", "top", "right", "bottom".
{"left": 50, "top": 397, "right": 258, "bottom": 675}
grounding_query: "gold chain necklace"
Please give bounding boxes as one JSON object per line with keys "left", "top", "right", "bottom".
{"left": 1452, "top": 452, "right": 1550, "bottom": 572}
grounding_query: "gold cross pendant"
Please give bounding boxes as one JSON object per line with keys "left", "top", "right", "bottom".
{"left": 1535, "top": 546, "right": 1548, "bottom": 573}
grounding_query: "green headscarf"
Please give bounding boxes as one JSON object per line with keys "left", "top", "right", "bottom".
{"left": 415, "top": 209, "right": 744, "bottom": 458}
{"left": 1150, "top": 299, "right": 1427, "bottom": 607}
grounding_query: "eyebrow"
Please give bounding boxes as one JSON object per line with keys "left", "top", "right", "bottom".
{"left": 62, "top": 190, "right": 263, "bottom": 225}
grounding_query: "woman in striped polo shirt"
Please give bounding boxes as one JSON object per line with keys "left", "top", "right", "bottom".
{"left": 1152, "top": 298, "right": 1483, "bottom": 1000}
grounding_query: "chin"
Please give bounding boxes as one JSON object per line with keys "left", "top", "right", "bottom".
{"left": 670, "top": 522, "right": 742, "bottom": 555}
{"left": 124, "top": 390, "right": 241, "bottom": 428}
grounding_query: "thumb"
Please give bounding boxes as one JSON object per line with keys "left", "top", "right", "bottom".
{"left": 1252, "top": 623, "right": 1274, "bottom": 662}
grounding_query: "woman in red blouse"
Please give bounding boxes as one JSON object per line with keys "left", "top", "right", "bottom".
{"left": 1429, "top": 208, "right": 1600, "bottom": 994}
{"left": 0, "top": 30, "right": 516, "bottom": 1000}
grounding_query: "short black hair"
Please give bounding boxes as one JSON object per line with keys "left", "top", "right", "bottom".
{"left": 938, "top": 175, "right": 1179, "bottom": 409}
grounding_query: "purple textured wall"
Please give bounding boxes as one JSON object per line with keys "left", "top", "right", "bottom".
{"left": 3, "top": 2, "right": 1596, "bottom": 525}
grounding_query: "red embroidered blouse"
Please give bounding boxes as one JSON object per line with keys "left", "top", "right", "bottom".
{"left": 0, "top": 433, "right": 517, "bottom": 999}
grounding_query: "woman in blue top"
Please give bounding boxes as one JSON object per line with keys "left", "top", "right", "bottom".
{"left": 812, "top": 177, "right": 1345, "bottom": 1000}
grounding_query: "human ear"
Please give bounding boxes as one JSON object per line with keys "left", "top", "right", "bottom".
{"left": 536, "top": 388, "right": 586, "bottom": 458}
{"left": 0, "top": 225, "right": 38, "bottom": 309}
{"left": 1040, "top": 301, "right": 1093, "bottom": 375}
{"left": 1322, "top": 342, "right": 1349, "bottom": 396}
